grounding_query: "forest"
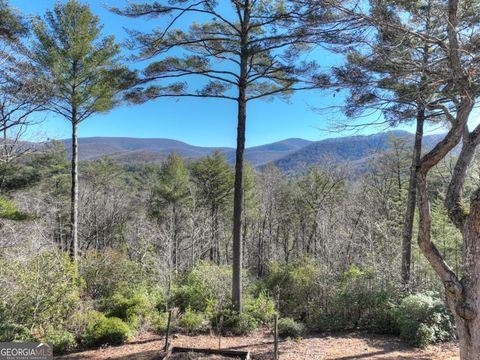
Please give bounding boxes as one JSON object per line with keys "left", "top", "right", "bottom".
{"left": 0, "top": 0, "right": 479, "bottom": 359}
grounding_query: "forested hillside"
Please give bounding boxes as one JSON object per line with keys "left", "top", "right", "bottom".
{"left": 0, "top": 136, "right": 463, "bottom": 353}
{"left": 60, "top": 131, "right": 450, "bottom": 172}
{"left": 62, "top": 137, "right": 233, "bottom": 161}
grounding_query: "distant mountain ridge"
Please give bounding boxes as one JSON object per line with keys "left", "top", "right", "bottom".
{"left": 63, "top": 137, "right": 232, "bottom": 161}
{"left": 272, "top": 130, "right": 447, "bottom": 173}
{"left": 224, "top": 138, "right": 312, "bottom": 166}
{"left": 62, "top": 137, "right": 314, "bottom": 167}
{"left": 60, "top": 131, "right": 450, "bottom": 172}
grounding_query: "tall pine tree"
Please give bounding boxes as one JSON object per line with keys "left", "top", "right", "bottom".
{"left": 32, "top": 0, "right": 133, "bottom": 261}
{"left": 113, "top": 0, "right": 338, "bottom": 312}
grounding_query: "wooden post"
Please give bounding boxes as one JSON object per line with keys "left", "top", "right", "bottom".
{"left": 273, "top": 285, "right": 280, "bottom": 360}
{"left": 274, "top": 313, "right": 279, "bottom": 360}
{"left": 218, "top": 314, "right": 224, "bottom": 349}
{"left": 164, "top": 309, "right": 172, "bottom": 351}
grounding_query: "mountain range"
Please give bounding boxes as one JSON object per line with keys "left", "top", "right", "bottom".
{"left": 61, "top": 130, "right": 448, "bottom": 172}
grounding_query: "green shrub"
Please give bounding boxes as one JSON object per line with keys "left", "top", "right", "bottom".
{"left": 99, "top": 292, "right": 161, "bottom": 331}
{"left": 42, "top": 328, "right": 76, "bottom": 354}
{"left": 0, "top": 251, "right": 82, "bottom": 340}
{"left": 262, "top": 260, "right": 320, "bottom": 321}
{"left": 415, "top": 323, "right": 436, "bottom": 348}
{"left": 221, "top": 310, "right": 258, "bottom": 336}
{"left": 151, "top": 312, "right": 171, "bottom": 334}
{"left": 305, "top": 265, "right": 398, "bottom": 332}
{"left": 80, "top": 248, "right": 161, "bottom": 299}
{"left": 277, "top": 318, "right": 305, "bottom": 338}
{"left": 81, "top": 311, "right": 131, "bottom": 347}
{"left": 177, "top": 307, "right": 207, "bottom": 333}
{"left": 67, "top": 306, "right": 95, "bottom": 340}
{"left": 0, "top": 197, "right": 32, "bottom": 220}
{"left": 431, "top": 305, "right": 457, "bottom": 342}
{"left": 172, "top": 262, "right": 231, "bottom": 313}
{"left": 333, "top": 266, "right": 394, "bottom": 329}
{"left": 244, "top": 292, "right": 276, "bottom": 325}
{"left": 0, "top": 323, "right": 34, "bottom": 342}
{"left": 398, "top": 293, "right": 455, "bottom": 347}
{"left": 261, "top": 263, "right": 404, "bottom": 334}
{"left": 370, "top": 301, "right": 400, "bottom": 335}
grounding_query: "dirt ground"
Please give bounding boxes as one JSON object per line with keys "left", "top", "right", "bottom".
{"left": 167, "top": 354, "right": 241, "bottom": 360}
{"left": 56, "top": 330, "right": 460, "bottom": 360}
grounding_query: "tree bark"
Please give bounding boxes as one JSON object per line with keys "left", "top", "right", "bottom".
{"left": 210, "top": 204, "right": 219, "bottom": 264}
{"left": 210, "top": 205, "right": 215, "bottom": 262}
{"left": 414, "top": 2, "right": 480, "bottom": 357}
{"left": 401, "top": 108, "right": 424, "bottom": 290}
{"left": 454, "top": 194, "right": 480, "bottom": 359}
{"left": 232, "top": 0, "right": 250, "bottom": 314}
{"left": 442, "top": 128, "right": 480, "bottom": 359}
{"left": 232, "top": 80, "right": 246, "bottom": 313}
{"left": 214, "top": 208, "right": 220, "bottom": 264}
{"left": 70, "top": 118, "right": 78, "bottom": 261}
{"left": 173, "top": 203, "right": 178, "bottom": 273}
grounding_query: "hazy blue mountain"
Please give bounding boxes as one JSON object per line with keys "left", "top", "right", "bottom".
{"left": 62, "top": 137, "right": 233, "bottom": 161}
{"left": 62, "top": 136, "right": 312, "bottom": 166}
{"left": 272, "top": 130, "right": 450, "bottom": 173}
{"left": 59, "top": 131, "right": 453, "bottom": 173}
{"left": 224, "top": 138, "right": 313, "bottom": 166}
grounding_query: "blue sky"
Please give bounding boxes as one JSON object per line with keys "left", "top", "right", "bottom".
{"left": 10, "top": 0, "right": 419, "bottom": 147}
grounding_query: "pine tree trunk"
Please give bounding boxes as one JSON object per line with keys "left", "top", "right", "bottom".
{"left": 70, "top": 119, "right": 78, "bottom": 261}
{"left": 232, "top": 88, "right": 246, "bottom": 313}
{"left": 401, "top": 108, "right": 424, "bottom": 290}
{"left": 232, "top": 0, "right": 250, "bottom": 314}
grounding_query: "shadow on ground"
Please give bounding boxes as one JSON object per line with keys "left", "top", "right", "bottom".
{"left": 55, "top": 331, "right": 459, "bottom": 360}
